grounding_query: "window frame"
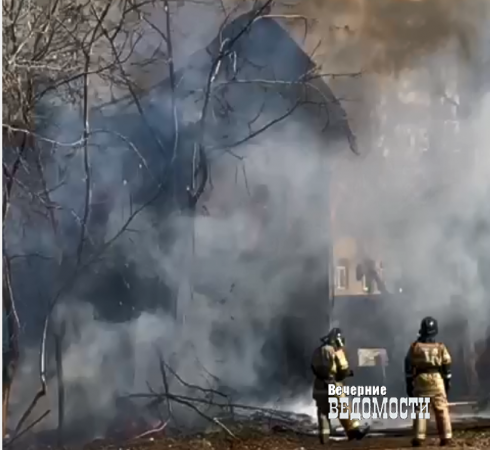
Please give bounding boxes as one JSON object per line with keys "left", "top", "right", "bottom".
{"left": 335, "top": 261, "right": 349, "bottom": 290}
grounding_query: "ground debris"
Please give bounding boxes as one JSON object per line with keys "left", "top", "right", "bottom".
{"left": 76, "top": 423, "right": 490, "bottom": 450}
{"left": 13, "top": 413, "right": 490, "bottom": 450}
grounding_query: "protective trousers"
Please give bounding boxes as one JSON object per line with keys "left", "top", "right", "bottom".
{"left": 413, "top": 392, "right": 452, "bottom": 441}
{"left": 316, "top": 386, "right": 360, "bottom": 438}
{"left": 316, "top": 403, "right": 331, "bottom": 440}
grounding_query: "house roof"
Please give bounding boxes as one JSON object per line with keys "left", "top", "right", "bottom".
{"left": 101, "top": 10, "right": 357, "bottom": 154}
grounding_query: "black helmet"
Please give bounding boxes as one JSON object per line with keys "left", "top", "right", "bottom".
{"left": 419, "top": 316, "right": 438, "bottom": 337}
{"left": 321, "top": 327, "right": 345, "bottom": 348}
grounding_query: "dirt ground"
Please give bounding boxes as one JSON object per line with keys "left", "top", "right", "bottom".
{"left": 16, "top": 415, "right": 490, "bottom": 449}
{"left": 80, "top": 426, "right": 490, "bottom": 450}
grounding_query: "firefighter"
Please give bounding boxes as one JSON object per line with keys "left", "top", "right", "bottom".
{"left": 405, "top": 316, "right": 453, "bottom": 447}
{"left": 311, "top": 327, "right": 370, "bottom": 443}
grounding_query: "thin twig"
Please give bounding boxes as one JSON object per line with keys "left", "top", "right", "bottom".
{"left": 197, "top": 0, "right": 274, "bottom": 145}
{"left": 2, "top": 255, "right": 21, "bottom": 439}
{"left": 212, "top": 100, "right": 302, "bottom": 156}
{"left": 54, "top": 328, "right": 65, "bottom": 448}
{"left": 167, "top": 395, "right": 235, "bottom": 438}
{"left": 163, "top": 0, "right": 179, "bottom": 167}
{"left": 156, "top": 348, "right": 173, "bottom": 420}
{"left": 162, "top": 360, "right": 229, "bottom": 401}
{"left": 76, "top": 1, "right": 113, "bottom": 266}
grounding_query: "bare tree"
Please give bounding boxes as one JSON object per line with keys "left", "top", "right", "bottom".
{"left": 2, "top": 0, "right": 157, "bottom": 439}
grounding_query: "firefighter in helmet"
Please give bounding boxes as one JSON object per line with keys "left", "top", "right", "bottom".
{"left": 405, "top": 316, "right": 453, "bottom": 447}
{"left": 311, "top": 327, "right": 370, "bottom": 443}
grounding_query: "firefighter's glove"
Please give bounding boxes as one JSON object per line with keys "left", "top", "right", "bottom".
{"left": 335, "top": 369, "right": 353, "bottom": 382}
{"left": 444, "top": 378, "right": 451, "bottom": 394}
{"left": 405, "top": 377, "right": 414, "bottom": 397}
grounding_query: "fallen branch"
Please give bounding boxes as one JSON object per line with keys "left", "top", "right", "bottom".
{"left": 168, "top": 394, "right": 236, "bottom": 438}
{"left": 5, "top": 410, "right": 50, "bottom": 448}
{"left": 160, "top": 356, "right": 230, "bottom": 402}
{"left": 134, "top": 418, "right": 170, "bottom": 440}
{"left": 126, "top": 391, "right": 298, "bottom": 421}
{"left": 212, "top": 417, "right": 236, "bottom": 438}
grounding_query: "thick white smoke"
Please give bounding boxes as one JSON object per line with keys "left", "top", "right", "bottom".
{"left": 7, "top": 114, "right": 338, "bottom": 436}
{"left": 332, "top": 59, "right": 490, "bottom": 339}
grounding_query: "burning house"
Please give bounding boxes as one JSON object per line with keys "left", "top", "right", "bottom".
{"left": 76, "top": 6, "right": 357, "bottom": 322}
{"left": 108, "top": 5, "right": 486, "bottom": 403}
{"left": 6, "top": 5, "right": 490, "bottom": 444}
{"left": 4, "top": 7, "right": 365, "bottom": 436}
{"left": 1, "top": 7, "right": 360, "bottom": 426}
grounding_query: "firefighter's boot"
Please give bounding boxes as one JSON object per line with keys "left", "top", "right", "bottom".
{"left": 347, "top": 424, "right": 370, "bottom": 441}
